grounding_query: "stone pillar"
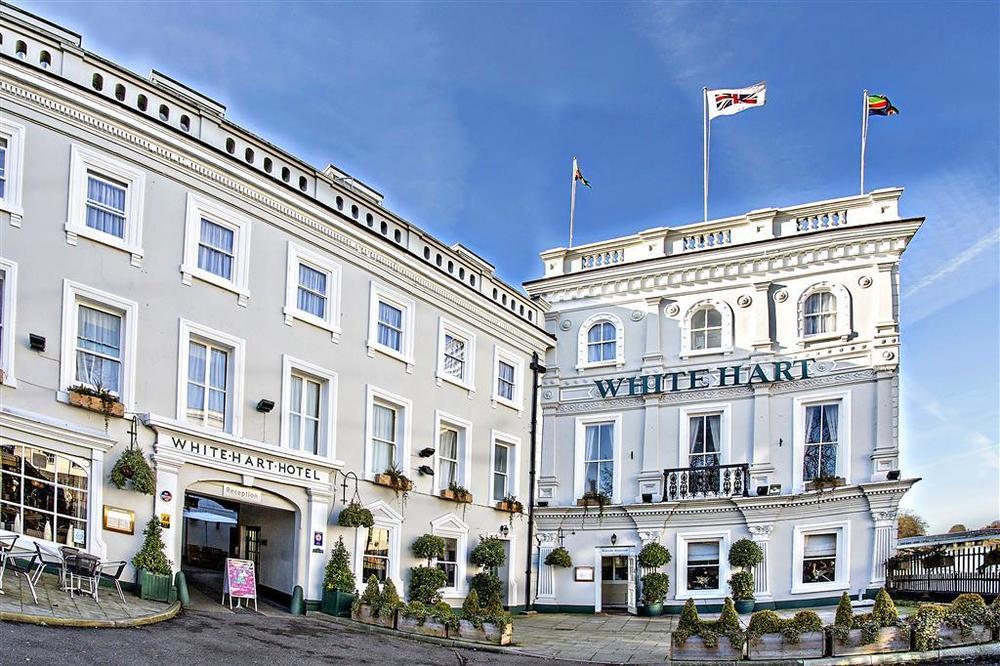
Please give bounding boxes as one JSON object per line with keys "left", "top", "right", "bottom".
{"left": 870, "top": 510, "right": 898, "bottom": 586}
{"left": 151, "top": 451, "right": 184, "bottom": 573}
{"left": 641, "top": 297, "right": 665, "bottom": 371}
{"left": 750, "top": 282, "right": 774, "bottom": 351}
{"left": 870, "top": 370, "right": 899, "bottom": 481}
{"left": 88, "top": 448, "right": 108, "bottom": 559}
{"left": 304, "top": 488, "right": 334, "bottom": 601}
{"left": 636, "top": 297, "right": 665, "bottom": 503}
{"left": 536, "top": 407, "right": 560, "bottom": 504}
{"left": 747, "top": 524, "right": 773, "bottom": 601}
{"left": 749, "top": 385, "right": 774, "bottom": 489}
{"left": 874, "top": 262, "right": 897, "bottom": 335}
{"left": 536, "top": 532, "right": 556, "bottom": 601}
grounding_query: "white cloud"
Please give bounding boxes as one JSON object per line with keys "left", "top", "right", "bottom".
{"left": 904, "top": 230, "right": 999, "bottom": 300}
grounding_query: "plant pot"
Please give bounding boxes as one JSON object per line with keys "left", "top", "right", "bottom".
{"left": 456, "top": 618, "right": 513, "bottom": 645}
{"left": 496, "top": 500, "right": 523, "bottom": 513}
{"left": 831, "top": 626, "right": 911, "bottom": 656}
{"left": 671, "top": 635, "right": 745, "bottom": 661}
{"left": 748, "top": 631, "right": 825, "bottom": 660}
{"left": 352, "top": 603, "right": 396, "bottom": 629}
{"left": 440, "top": 488, "right": 473, "bottom": 504}
{"left": 321, "top": 589, "right": 356, "bottom": 617}
{"left": 935, "top": 624, "right": 992, "bottom": 648}
{"left": 805, "top": 476, "right": 846, "bottom": 491}
{"left": 68, "top": 389, "right": 125, "bottom": 417}
{"left": 138, "top": 570, "right": 177, "bottom": 603}
{"left": 397, "top": 614, "right": 448, "bottom": 638}
{"left": 372, "top": 474, "right": 413, "bottom": 492}
{"left": 639, "top": 602, "right": 662, "bottom": 617}
{"left": 735, "top": 599, "right": 755, "bottom": 614}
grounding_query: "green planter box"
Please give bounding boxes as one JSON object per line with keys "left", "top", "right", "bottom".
{"left": 321, "top": 589, "right": 356, "bottom": 617}
{"left": 139, "top": 569, "right": 178, "bottom": 603}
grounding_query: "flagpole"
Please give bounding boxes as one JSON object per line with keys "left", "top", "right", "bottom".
{"left": 703, "top": 87, "right": 709, "bottom": 223}
{"left": 860, "top": 89, "right": 869, "bottom": 194}
{"left": 569, "top": 156, "right": 578, "bottom": 248}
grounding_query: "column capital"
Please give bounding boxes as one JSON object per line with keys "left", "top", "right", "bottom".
{"left": 747, "top": 523, "right": 774, "bottom": 540}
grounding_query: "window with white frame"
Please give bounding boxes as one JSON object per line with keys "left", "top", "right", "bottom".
{"left": 686, "top": 541, "right": 721, "bottom": 591}
{"left": 681, "top": 299, "right": 734, "bottom": 356}
{"left": 438, "top": 536, "right": 459, "bottom": 588}
{"left": 436, "top": 318, "right": 476, "bottom": 391}
{"left": 490, "top": 433, "right": 519, "bottom": 502}
{"left": 434, "top": 412, "right": 471, "bottom": 493}
{"left": 583, "top": 422, "right": 614, "bottom": 496}
{"left": 65, "top": 145, "right": 145, "bottom": 264}
{"left": 280, "top": 356, "right": 337, "bottom": 459}
{"left": 438, "top": 427, "right": 459, "bottom": 486}
{"left": 576, "top": 313, "right": 625, "bottom": 369}
{"left": 367, "top": 283, "right": 415, "bottom": 370}
{"left": 283, "top": 243, "right": 342, "bottom": 339}
{"left": 0, "top": 258, "right": 17, "bottom": 386}
{"left": 797, "top": 283, "right": 851, "bottom": 342}
{"left": 691, "top": 306, "right": 723, "bottom": 350}
{"left": 803, "top": 403, "right": 839, "bottom": 481}
{"left": 60, "top": 281, "right": 138, "bottom": 408}
{"left": 362, "top": 526, "right": 391, "bottom": 582}
{"left": 353, "top": 501, "right": 402, "bottom": 588}
{"left": 177, "top": 320, "right": 245, "bottom": 437}
{"left": 365, "top": 386, "right": 411, "bottom": 477}
{"left": 792, "top": 522, "right": 849, "bottom": 593}
{"left": 587, "top": 322, "right": 617, "bottom": 363}
{"left": 803, "top": 292, "right": 836, "bottom": 336}
{"left": 181, "top": 193, "right": 252, "bottom": 306}
{"left": 430, "top": 513, "right": 468, "bottom": 596}
{"left": 688, "top": 414, "right": 721, "bottom": 468}
{"left": 0, "top": 118, "right": 26, "bottom": 223}
{"left": 492, "top": 346, "right": 523, "bottom": 410}
{"left": 676, "top": 531, "right": 730, "bottom": 598}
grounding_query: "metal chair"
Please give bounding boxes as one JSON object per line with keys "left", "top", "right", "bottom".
{"left": 99, "top": 560, "right": 129, "bottom": 604}
{"left": 33, "top": 542, "right": 71, "bottom": 591}
{"left": 5, "top": 550, "right": 40, "bottom": 604}
{"left": 0, "top": 534, "right": 18, "bottom": 594}
{"left": 67, "top": 553, "right": 101, "bottom": 601}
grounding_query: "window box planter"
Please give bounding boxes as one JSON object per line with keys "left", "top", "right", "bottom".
{"left": 496, "top": 499, "right": 522, "bottom": 513}
{"left": 671, "top": 636, "right": 745, "bottom": 662}
{"left": 321, "top": 589, "right": 356, "bottom": 618}
{"left": 372, "top": 474, "right": 413, "bottom": 493}
{"left": 805, "top": 476, "right": 846, "bottom": 492}
{"left": 440, "top": 488, "right": 473, "bottom": 504}
{"left": 68, "top": 388, "right": 125, "bottom": 418}
{"left": 747, "top": 632, "right": 825, "bottom": 660}
{"left": 830, "top": 626, "right": 910, "bottom": 657}
{"left": 456, "top": 619, "right": 513, "bottom": 645}
{"left": 935, "top": 624, "right": 992, "bottom": 648}
{"left": 352, "top": 604, "right": 396, "bottom": 629}
{"left": 137, "top": 569, "right": 177, "bottom": 603}
{"left": 397, "top": 614, "right": 449, "bottom": 638}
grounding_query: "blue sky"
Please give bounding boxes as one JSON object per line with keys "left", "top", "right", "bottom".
{"left": 23, "top": 1, "right": 999, "bottom": 532}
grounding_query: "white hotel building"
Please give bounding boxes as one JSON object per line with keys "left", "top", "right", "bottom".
{"left": 0, "top": 6, "right": 550, "bottom": 609}
{"left": 525, "top": 190, "right": 921, "bottom": 613}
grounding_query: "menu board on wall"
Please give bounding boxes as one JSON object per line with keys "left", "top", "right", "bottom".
{"left": 222, "top": 558, "right": 257, "bottom": 610}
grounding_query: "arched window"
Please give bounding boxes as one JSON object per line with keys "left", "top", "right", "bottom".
{"left": 797, "top": 283, "right": 851, "bottom": 341}
{"left": 690, "top": 306, "right": 723, "bottom": 350}
{"left": 39, "top": 50, "right": 51, "bottom": 68}
{"left": 577, "top": 313, "right": 625, "bottom": 369}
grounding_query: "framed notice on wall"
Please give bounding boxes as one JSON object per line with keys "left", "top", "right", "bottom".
{"left": 574, "top": 566, "right": 595, "bottom": 582}
{"left": 102, "top": 506, "right": 135, "bottom": 535}
{"left": 222, "top": 557, "right": 258, "bottom": 611}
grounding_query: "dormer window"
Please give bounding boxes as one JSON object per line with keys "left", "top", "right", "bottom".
{"left": 680, "top": 300, "right": 734, "bottom": 357}
{"left": 797, "top": 283, "right": 852, "bottom": 343}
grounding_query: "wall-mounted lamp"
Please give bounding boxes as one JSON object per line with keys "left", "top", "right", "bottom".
{"left": 887, "top": 470, "right": 900, "bottom": 481}
{"left": 417, "top": 465, "right": 434, "bottom": 476}
{"left": 29, "top": 334, "right": 45, "bottom": 352}
{"left": 255, "top": 399, "right": 275, "bottom": 413}
{"left": 419, "top": 447, "right": 435, "bottom": 458}
{"left": 499, "top": 524, "right": 509, "bottom": 537}
{"left": 610, "top": 533, "right": 618, "bottom": 546}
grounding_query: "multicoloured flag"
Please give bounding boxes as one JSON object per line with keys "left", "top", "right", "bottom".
{"left": 706, "top": 82, "right": 767, "bottom": 119}
{"left": 574, "top": 161, "right": 591, "bottom": 189}
{"left": 867, "top": 94, "right": 899, "bottom": 116}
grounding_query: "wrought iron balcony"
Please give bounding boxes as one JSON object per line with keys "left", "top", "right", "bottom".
{"left": 662, "top": 463, "right": 750, "bottom": 501}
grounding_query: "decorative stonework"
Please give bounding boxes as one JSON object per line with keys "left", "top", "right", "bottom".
{"left": 858, "top": 275, "right": 873, "bottom": 288}
{"left": 630, "top": 310, "right": 645, "bottom": 321}
{"left": 736, "top": 294, "right": 752, "bottom": 308}
{"left": 542, "top": 390, "right": 554, "bottom": 401}
{"left": 666, "top": 303, "right": 680, "bottom": 317}
{"left": 559, "top": 319, "right": 573, "bottom": 331}
{"left": 637, "top": 530, "right": 661, "bottom": 544}
{"left": 748, "top": 524, "right": 774, "bottom": 538}
{"left": 881, "top": 350, "right": 895, "bottom": 361}
{"left": 871, "top": 510, "right": 897, "bottom": 522}
{"left": 769, "top": 368, "right": 876, "bottom": 394}
{"left": 774, "top": 289, "right": 789, "bottom": 303}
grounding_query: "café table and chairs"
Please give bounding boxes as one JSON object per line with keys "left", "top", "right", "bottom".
{"left": 0, "top": 535, "right": 41, "bottom": 604}
{"left": 0, "top": 533, "right": 18, "bottom": 594}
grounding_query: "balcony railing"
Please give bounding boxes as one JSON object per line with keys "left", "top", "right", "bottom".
{"left": 662, "top": 463, "right": 750, "bottom": 501}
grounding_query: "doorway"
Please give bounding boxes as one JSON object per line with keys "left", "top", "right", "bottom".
{"left": 595, "top": 547, "right": 637, "bottom": 614}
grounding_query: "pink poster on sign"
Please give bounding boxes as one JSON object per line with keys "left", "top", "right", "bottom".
{"left": 225, "top": 558, "right": 257, "bottom": 599}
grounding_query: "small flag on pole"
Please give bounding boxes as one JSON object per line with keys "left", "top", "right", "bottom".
{"left": 867, "top": 94, "right": 899, "bottom": 116}
{"left": 706, "top": 81, "right": 767, "bottom": 119}
{"left": 574, "top": 160, "right": 591, "bottom": 189}
{"left": 568, "top": 157, "right": 590, "bottom": 247}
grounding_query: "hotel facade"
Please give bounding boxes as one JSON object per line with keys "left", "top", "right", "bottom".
{"left": 525, "top": 191, "right": 921, "bottom": 613}
{"left": 0, "top": 6, "right": 550, "bottom": 608}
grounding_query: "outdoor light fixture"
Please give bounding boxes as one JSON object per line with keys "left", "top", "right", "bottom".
{"left": 28, "top": 334, "right": 45, "bottom": 352}
{"left": 887, "top": 470, "right": 901, "bottom": 480}
{"left": 418, "top": 447, "right": 435, "bottom": 458}
{"left": 255, "top": 399, "right": 275, "bottom": 413}
{"left": 499, "top": 525, "right": 509, "bottom": 537}
{"left": 610, "top": 533, "right": 618, "bottom": 545}
{"left": 641, "top": 493, "right": 653, "bottom": 503}
{"left": 418, "top": 464, "right": 434, "bottom": 476}
{"left": 756, "top": 486, "right": 769, "bottom": 497}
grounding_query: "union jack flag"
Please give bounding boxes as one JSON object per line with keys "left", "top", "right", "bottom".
{"left": 707, "top": 82, "right": 767, "bottom": 119}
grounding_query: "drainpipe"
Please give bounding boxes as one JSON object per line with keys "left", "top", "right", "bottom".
{"left": 524, "top": 351, "right": 546, "bottom": 613}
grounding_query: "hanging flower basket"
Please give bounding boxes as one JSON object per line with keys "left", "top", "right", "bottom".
{"left": 110, "top": 445, "right": 155, "bottom": 495}
{"left": 338, "top": 502, "right": 375, "bottom": 529}
{"left": 544, "top": 547, "right": 573, "bottom": 568}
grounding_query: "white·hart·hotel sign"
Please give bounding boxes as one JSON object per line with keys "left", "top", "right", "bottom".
{"left": 167, "top": 435, "right": 332, "bottom": 486}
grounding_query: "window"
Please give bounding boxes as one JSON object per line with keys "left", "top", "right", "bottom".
{"left": 366, "top": 283, "right": 415, "bottom": 370}
{"left": 283, "top": 243, "right": 342, "bottom": 340}
{"left": 437, "top": 537, "right": 458, "bottom": 588}
{"left": 583, "top": 422, "right": 614, "bottom": 496}
{"left": 362, "top": 527, "right": 390, "bottom": 582}
{"left": 176, "top": 320, "right": 245, "bottom": 437}
{"left": 802, "top": 533, "right": 837, "bottom": 584}
{"left": 492, "top": 346, "right": 523, "bottom": 410}
{"left": 602, "top": 556, "right": 629, "bottom": 582}
{"left": 490, "top": 431, "right": 519, "bottom": 502}
{"left": 587, "top": 322, "right": 617, "bottom": 363}
{"left": 0, "top": 444, "right": 89, "bottom": 548}
{"left": 181, "top": 194, "right": 252, "bottom": 306}
{"left": 436, "top": 319, "right": 476, "bottom": 391}
{"left": 365, "top": 386, "right": 411, "bottom": 478}
{"left": 0, "top": 258, "right": 17, "bottom": 386}
{"left": 803, "top": 292, "right": 836, "bottom": 336}
{"left": 803, "top": 403, "right": 839, "bottom": 481}
{"left": 681, "top": 300, "right": 734, "bottom": 356}
{"left": 280, "top": 356, "right": 337, "bottom": 459}
{"left": 686, "top": 541, "right": 720, "bottom": 590}
{"left": 434, "top": 412, "right": 472, "bottom": 493}
{"left": 66, "top": 145, "right": 145, "bottom": 263}
{"left": 688, "top": 415, "right": 720, "bottom": 468}
{"left": 60, "top": 281, "right": 138, "bottom": 408}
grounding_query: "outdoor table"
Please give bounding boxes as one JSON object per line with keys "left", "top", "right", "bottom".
{"left": 66, "top": 552, "right": 101, "bottom": 601}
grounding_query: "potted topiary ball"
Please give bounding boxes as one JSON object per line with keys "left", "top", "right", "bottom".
{"left": 321, "top": 536, "right": 357, "bottom": 617}
{"left": 728, "top": 538, "right": 763, "bottom": 613}
{"left": 131, "top": 517, "right": 176, "bottom": 603}
{"left": 639, "top": 572, "right": 669, "bottom": 616}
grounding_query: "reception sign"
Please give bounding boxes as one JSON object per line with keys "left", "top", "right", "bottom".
{"left": 223, "top": 558, "right": 258, "bottom": 610}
